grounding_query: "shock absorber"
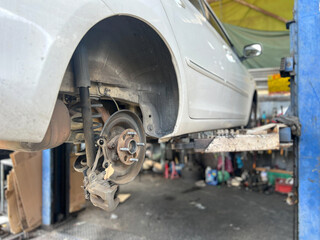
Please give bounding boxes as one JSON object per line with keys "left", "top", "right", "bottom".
{"left": 73, "top": 41, "right": 96, "bottom": 167}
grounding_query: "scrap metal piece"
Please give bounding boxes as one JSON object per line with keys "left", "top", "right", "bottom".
{"left": 104, "top": 164, "right": 115, "bottom": 180}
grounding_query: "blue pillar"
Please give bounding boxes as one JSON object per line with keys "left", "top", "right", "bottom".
{"left": 42, "top": 149, "right": 53, "bottom": 225}
{"left": 293, "top": 0, "right": 320, "bottom": 239}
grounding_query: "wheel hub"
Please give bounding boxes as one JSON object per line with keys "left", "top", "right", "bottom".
{"left": 117, "top": 128, "right": 144, "bottom": 165}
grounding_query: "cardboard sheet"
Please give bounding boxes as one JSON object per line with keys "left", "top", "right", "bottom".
{"left": 69, "top": 154, "right": 86, "bottom": 213}
{"left": 8, "top": 152, "right": 42, "bottom": 233}
{"left": 6, "top": 171, "right": 22, "bottom": 234}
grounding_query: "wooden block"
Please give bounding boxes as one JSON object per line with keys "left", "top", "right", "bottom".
{"left": 205, "top": 133, "right": 280, "bottom": 153}
{"left": 246, "top": 123, "right": 277, "bottom": 134}
{"left": 118, "top": 193, "right": 131, "bottom": 203}
{"left": 142, "top": 159, "right": 154, "bottom": 170}
{"left": 153, "top": 162, "right": 163, "bottom": 171}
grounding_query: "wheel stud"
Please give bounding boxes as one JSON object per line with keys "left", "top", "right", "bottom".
{"left": 127, "top": 131, "right": 137, "bottom": 136}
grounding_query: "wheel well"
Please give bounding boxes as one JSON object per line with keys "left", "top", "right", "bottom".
{"left": 251, "top": 90, "right": 258, "bottom": 123}
{"left": 67, "top": 15, "right": 179, "bottom": 138}
{"left": 245, "top": 90, "right": 258, "bottom": 127}
{"left": 253, "top": 90, "right": 258, "bottom": 105}
{"left": 253, "top": 90, "right": 258, "bottom": 114}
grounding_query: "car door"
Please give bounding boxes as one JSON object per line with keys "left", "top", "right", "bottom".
{"left": 161, "top": 0, "right": 238, "bottom": 119}
{"left": 199, "top": 0, "right": 252, "bottom": 119}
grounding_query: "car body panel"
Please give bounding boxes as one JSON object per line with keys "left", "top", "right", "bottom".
{"left": 161, "top": 0, "right": 232, "bottom": 119}
{"left": 0, "top": 0, "right": 114, "bottom": 142}
{"left": 0, "top": 0, "right": 255, "bottom": 143}
{"left": 161, "top": 0, "right": 254, "bottom": 121}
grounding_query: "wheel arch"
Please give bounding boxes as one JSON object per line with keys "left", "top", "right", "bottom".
{"left": 253, "top": 90, "right": 258, "bottom": 116}
{"left": 253, "top": 90, "right": 258, "bottom": 109}
{"left": 63, "top": 15, "right": 180, "bottom": 138}
{"left": 246, "top": 89, "right": 258, "bottom": 127}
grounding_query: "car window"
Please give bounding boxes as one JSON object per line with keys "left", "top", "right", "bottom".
{"left": 200, "top": 0, "right": 232, "bottom": 47}
{"left": 188, "top": 0, "right": 203, "bottom": 13}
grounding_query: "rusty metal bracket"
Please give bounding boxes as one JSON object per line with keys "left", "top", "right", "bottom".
{"left": 274, "top": 115, "right": 301, "bottom": 136}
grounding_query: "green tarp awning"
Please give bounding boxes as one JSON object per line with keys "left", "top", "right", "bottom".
{"left": 209, "top": 0, "right": 293, "bottom": 68}
{"left": 223, "top": 23, "right": 290, "bottom": 68}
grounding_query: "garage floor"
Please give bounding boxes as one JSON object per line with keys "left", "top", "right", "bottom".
{"left": 34, "top": 173, "right": 293, "bottom": 240}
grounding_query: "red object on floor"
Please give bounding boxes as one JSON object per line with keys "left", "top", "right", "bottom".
{"left": 170, "top": 162, "right": 179, "bottom": 179}
{"left": 164, "top": 162, "right": 169, "bottom": 179}
{"left": 275, "top": 178, "right": 293, "bottom": 193}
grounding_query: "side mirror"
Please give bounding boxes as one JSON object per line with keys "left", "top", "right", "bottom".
{"left": 243, "top": 43, "right": 262, "bottom": 58}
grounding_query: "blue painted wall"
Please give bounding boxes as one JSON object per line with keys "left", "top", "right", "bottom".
{"left": 42, "top": 149, "right": 52, "bottom": 225}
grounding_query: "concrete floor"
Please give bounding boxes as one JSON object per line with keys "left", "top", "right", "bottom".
{"left": 34, "top": 173, "right": 293, "bottom": 240}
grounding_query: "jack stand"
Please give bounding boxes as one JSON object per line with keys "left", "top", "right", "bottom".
{"left": 170, "top": 162, "right": 179, "bottom": 179}
{"left": 164, "top": 162, "right": 169, "bottom": 179}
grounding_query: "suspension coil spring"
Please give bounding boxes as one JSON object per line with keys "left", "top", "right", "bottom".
{"left": 71, "top": 97, "right": 103, "bottom": 156}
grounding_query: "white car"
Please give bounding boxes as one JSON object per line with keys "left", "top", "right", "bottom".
{"left": 0, "top": 0, "right": 260, "bottom": 210}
